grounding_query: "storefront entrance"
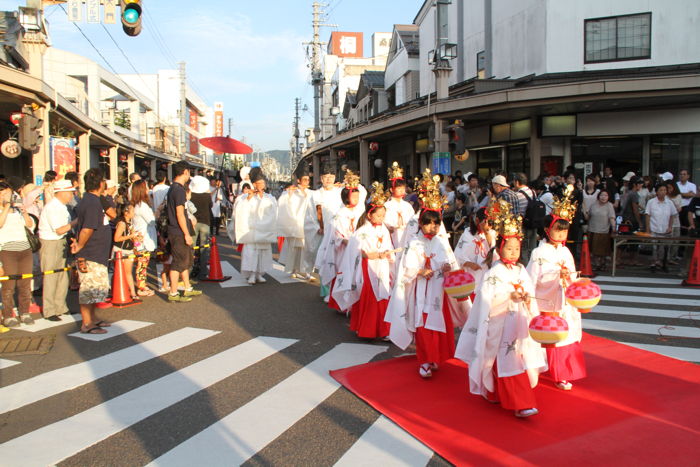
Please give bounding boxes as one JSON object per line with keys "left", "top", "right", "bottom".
{"left": 571, "top": 137, "right": 643, "bottom": 180}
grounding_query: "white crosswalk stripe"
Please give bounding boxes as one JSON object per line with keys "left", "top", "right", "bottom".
{"left": 0, "top": 358, "right": 20, "bottom": 369}
{"left": 585, "top": 276, "right": 700, "bottom": 363}
{"left": 68, "top": 319, "right": 154, "bottom": 341}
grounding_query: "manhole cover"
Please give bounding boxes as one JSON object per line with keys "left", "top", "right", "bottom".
{"left": 0, "top": 335, "right": 55, "bottom": 356}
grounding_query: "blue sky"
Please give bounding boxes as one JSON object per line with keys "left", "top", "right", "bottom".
{"left": 1, "top": 0, "right": 423, "bottom": 151}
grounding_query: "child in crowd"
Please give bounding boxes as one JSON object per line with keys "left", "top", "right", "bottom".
{"left": 113, "top": 203, "right": 142, "bottom": 301}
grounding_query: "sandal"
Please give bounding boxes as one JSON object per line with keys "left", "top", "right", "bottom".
{"left": 419, "top": 364, "right": 433, "bottom": 378}
{"left": 80, "top": 325, "right": 107, "bottom": 334}
{"left": 95, "top": 320, "right": 111, "bottom": 327}
{"left": 137, "top": 289, "right": 155, "bottom": 297}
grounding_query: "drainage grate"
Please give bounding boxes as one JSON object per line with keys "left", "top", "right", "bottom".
{"left": 0, "top": 335, "right": 55, "bottom": 356}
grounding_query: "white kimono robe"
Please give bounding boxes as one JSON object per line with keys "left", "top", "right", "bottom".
{"left": 385, "top": 234, "right": 459, "bottom": 350}
{"left": 526, "top": 241, "right": 581, "bottom": 347}
{"left": 332, "top": 222, "right": 395, "bottom": 311}
{"left": 234, "top": 193, "right": 278, "bottom": 276}
{"left": 313, "top": 186, "right": 344, "bottom": 275}
{"left": 317, "top": 203, "right": 366, "bottom": 288}
{"left": 277, "top": 187, "right": 315, "bottom": 274}
{"left": 383, "top": 198, "right": 416, "bottom": 248}
{"left": 454, "top": 230, "right": 497, "bottom": 287}
{"left": 455, "top": 262, "right": 547, "bottom": 397}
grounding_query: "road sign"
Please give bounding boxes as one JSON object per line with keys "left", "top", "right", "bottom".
{"left": 66, "top": 0, "right": 82, "bottom": 22}
{"left": 86, "top": 0, "right": 100, "bottom": 23}
{"left": 1, "top": 139, "right": 21, "bottom": 159}
{"left": 432, "top": 152, "right": 451, "bottom": 175}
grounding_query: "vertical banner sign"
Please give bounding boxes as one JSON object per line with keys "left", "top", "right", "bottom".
{"left": 104, "top": 0, "right": 117, "bottom": 24}
{"left": 49, "top": 137, "right": 77, "bottom": 179}
{"left": 432, "top": 152, "right": 451, "bottom": 175}
{"left": 188, "top": 108, "right": 199, "bottom": 156}
{"left": 214, "top": 102, "right": 224, "bottom": 155}
{"left": 66, "top": 0, "right": 82, "bottom": 22}
{"left": 86, "top": 0, "right": 101, "bottom": 23}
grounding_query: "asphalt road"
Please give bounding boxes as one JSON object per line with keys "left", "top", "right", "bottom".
{"left": 0, "top": 237, "right": 697, "bottom": 466}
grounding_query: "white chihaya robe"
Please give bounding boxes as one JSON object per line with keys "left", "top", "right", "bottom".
{"left": 455, "top": 262, "right": 548, "bottom": 397}
{"left": 383, "top": 198, "right": 416, "bottom": 248}
{"left": 453, "top": 230, "right": 497, "bottom": 287}
{"left": 526, "top": 241, "right": 581, "bottom": 346}
{"left": 400, "top": 212, "right": 449, "bottom": 248}
{"left": 234, "top": 193, "right": 278, "bottom": 276}
{"left": 332, "top": 223, "right": 395, "bottom": 311}
{"left": 313, "top": 186, "right": 344, "bottom": 274}
{"left": 317, "top": 204, "right": 366, "bottom": 288}
{"left": 277, "top": 187, "right": 315, "bottom": 274}
{"left": 385, "top": 234, "right": 459, "bottom": 350}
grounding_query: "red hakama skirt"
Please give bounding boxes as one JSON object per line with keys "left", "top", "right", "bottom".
{"left": 415, "top": 293, "right": 455, "bottom": 365}
{"left": 328, "top": 277, "right": 341, "bottom": 311}
{"left": 349, "top": 258, "right": 389, "bottom": 338}
{"left": 546, "top": 341, "right": 587, "bottom": 382}
{"left": 486, "top": 361, "right": 538, "bottom": 411}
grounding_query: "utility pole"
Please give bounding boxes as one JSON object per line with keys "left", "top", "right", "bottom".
{"left": 178, "top": 61, "right": 187, "bottom": 157}
{"left": 303, "top": 2, "right": 335, "bottom": 143}
{"left": 293, "top": 97, "right": 301, "bottom": 172}
{"left": 227, "top": 118, "right": 233, "bottom": 137}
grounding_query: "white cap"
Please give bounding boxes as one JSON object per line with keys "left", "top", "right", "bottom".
{"left": 660, "top": 171, "right": 674, "bottom": 181}
{"left": 491, "top": 175, "right": 508, "bottom": 187}
{"left": 53, "top": 179, "right": 76, "bottom": 192}
{"left": 622, "top": 171, "right": 635, "bottom": 181}
{"left": 190, "top": 175, "right": 211, "bottom": 194}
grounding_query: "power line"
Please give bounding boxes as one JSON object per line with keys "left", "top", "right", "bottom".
{"left": 58, "top": 4, "right": 120, "bottom": 76}
{"left": 100, "top": 23, "right": 157, "bottom": 98}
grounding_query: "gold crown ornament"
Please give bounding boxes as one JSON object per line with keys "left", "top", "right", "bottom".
{"left": 344, "top": 169, "right": 360, "bottom": 190}
{"left": 368, "top": 181, "right": 389, "bottom": 207}
{"left": 551, "top": 184, "right": 578, "bottom": 223}
{"left": 417, "top": 168, "right": 447, "bottom": 211}
{"left": 487, "top": 198, "right": 524, "bottom": 240}
{"left": 388, "top": 161, "right": 404, "bottom": 181}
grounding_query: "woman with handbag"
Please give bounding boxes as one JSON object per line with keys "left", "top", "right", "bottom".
{"left": 0, "top": 181, "right": 37, "bottom": 327}
{"left": 113, "top": 203, "right": 142, "bottom": 301}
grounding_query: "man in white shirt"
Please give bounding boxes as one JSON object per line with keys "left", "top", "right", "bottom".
{"left": 645, "top": 184, "right": 678, "bottom": 269}
{"left": 678, "top": 169, "right": 697, "bottom": 233}
{"left": 38, "top": 180, "right": 76, "bottom": 321}
{"left": 151, "top": 170, "right": 169, "bottom": 213}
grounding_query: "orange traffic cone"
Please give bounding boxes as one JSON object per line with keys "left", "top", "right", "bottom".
{"left": 111, "top": 251, "right": 138, "bottom": 308}
{"left": 682, "top": 239, "right": 700, "bottom": 288}
{"left": 579, "top": 234, "right": 596, "bottom": 278}
{"left": 277, "top": 236, "right": 285, "bottom": 254}
{"left": 202, "top": 236, "right": 231, "bottom": 282}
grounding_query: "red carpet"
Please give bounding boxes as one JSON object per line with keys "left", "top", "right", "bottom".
{"left": 331, "top": 333, "right": 700, "bottom": 466}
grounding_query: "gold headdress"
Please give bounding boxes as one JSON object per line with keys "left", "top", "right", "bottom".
{"left": 417, "top": 168, "right": 447, "bottom": 212}
{"left": 388, "top": 161, "right": 404, "bottom": 181}
{"left": 487, "top": 198, "right": 523, "bottom": 240}
{"left": 368, "top": 181, "right": 389, "bottom": 208}
{"left": 344, "top": 169, "right": 360, "bottom": 190}
{"left": 551, "top": 184, "right": 578, "bottom": 223}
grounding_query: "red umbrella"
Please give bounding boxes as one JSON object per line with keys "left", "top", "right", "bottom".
{"left": 199, "top": 136, "right": 253, "bottom": 154}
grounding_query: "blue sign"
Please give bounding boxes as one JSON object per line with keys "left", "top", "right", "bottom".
{"left": 432, "top": 152, "right": 451, "bottom": 175}
{"left": 35, "top": 174, "right": 43, "bottom": 186}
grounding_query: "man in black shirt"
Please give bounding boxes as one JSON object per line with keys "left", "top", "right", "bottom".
{"left": 166, "top": 161, "right": 201, "bottom": 302}
{"left": 689, "top": 195, "right": 700, "bottom": 237}
{"left": 71, "top": 168, "right": 112, "bottom": 334}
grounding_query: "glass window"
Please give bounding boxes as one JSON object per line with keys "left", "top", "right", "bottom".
{"left": 476, "top": 148, "right": 502, "bottom": 180}
{"left": 510, "top": 119, "right": 531, "bottom": 140}
{"left": 542, "top": 115, "right": 577, "bottom": 137}
{"left": 506, "top": 144, "right": 529, "bottom": 176}
{"left": 585, "top": 13, "right": 651, "bottom": 63}
{"left": 490, "top": 123, "right": 510, "bottom": 143}
{"left": 650, "top": 135, "right": 700, "bottom": 182}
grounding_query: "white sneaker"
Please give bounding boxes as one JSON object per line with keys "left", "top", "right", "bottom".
{"left": 256, "top": 274, "right": 266, "bottom": 283}
{"left": 298, "top": 273, "right": 311, "bottom": 280}
{"left": 247, "top": 275, "right": 256, "bottom": 285}
{"left": 555, "top": 381, "right": 573, "bottom": 390}
{"left": 515, "top": 408, "right": 539, "bottom": 418}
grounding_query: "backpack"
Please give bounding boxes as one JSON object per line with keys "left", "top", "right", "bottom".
{"left": 522, "top": 190, "right": 546, "bottom": 230}
{"left": 156, "top": 197, "right": 169, "bottom": 237}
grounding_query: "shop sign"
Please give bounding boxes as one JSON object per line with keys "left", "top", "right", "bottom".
{"left": 49, "top": 137, "right": 76, "bottom": 177}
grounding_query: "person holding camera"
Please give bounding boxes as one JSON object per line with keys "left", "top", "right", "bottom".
{"left": 0, "top": 180, "right": 37, "bottom": 327}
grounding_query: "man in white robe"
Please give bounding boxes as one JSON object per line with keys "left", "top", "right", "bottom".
{"left": 277, "top": 169, "right": 315, "bottom": 278}
{"left": 234, "top": 167, "right": 278, "bottom": 284}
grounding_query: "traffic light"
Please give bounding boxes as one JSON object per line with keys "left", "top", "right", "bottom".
{"left": 120, "top": 0, "right": 142, "bottom": 37}
{"left": 18, "top": 105, "right": 43, "bottom": 153}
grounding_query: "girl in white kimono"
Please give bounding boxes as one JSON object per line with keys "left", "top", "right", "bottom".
{"left": 454, "top": 206, "right": 497, "bottom": 290}
{"left": 333, "top": 184, "right": 395, "bottom": 338}
{"left": 383, "top": 163, "right": 416, "bottom": 249}
{"left": 386, "top": 209, "right": 458, "bottom": 378}
{"left": 455, "top": 200, "right": 547, "bottom": 418}
{"left": 312, "top": 170, "right": 343, "bottom": 297}
{"left": 527, "top": 206, "right": 585, "bottom": 391}
{"left": 277, "top": 169, "right": 315, "bottom": 278}
{"left": 234, "top": 168, "right": 278, "bottom": 285}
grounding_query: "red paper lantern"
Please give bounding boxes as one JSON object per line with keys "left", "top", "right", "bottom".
{"left": 565, "top": 278, "right": 602, "bottom": 313}
{"left": 443, "top": 270, "right": 475, "bottom": 302}
{"left": 529, "top": 312, "right": 569, "bottom": 348}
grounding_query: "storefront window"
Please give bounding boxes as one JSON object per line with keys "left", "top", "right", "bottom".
{"left": 506, "top": 144, "right": 529, "bottom": 177}
{"left": 650, "top": 134, "right": 700, "bottom": 182}
{"left": 476, "top": 148, "right": 502, "bottom": 180}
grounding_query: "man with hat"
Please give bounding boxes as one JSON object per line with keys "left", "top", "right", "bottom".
{"left": 492, "top": 174, "right": 522, "bottom": 216}
{"left": 38, "top": 179, "right": 77, "bottom": 321}
{"left": 235, "top": 167, "right": 278, "bottom": 284}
